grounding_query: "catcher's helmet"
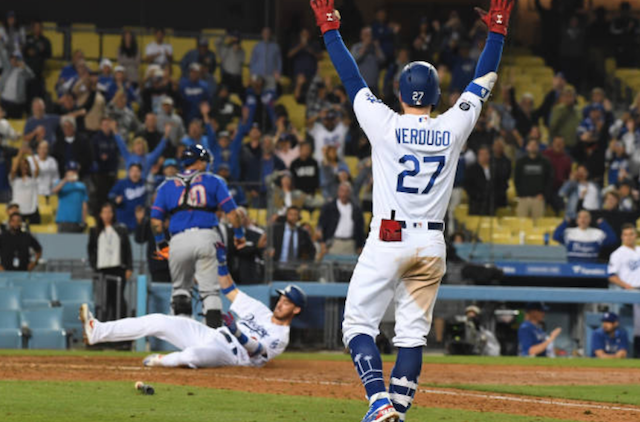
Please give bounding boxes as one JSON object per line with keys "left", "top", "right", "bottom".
{"left": 181, "top": 144, "right": 211, "bottom": 167}
{"left": 398, "top": 61, "right": 440, "bottom": 107}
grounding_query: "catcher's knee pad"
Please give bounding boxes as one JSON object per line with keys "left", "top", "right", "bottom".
{"left": 205, "top": 309, "right": 222, "bottom": 328}
{"left": 171, "top": 294, "right": 192, "bottom": 316}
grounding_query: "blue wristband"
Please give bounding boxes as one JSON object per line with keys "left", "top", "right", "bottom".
{"left": 154, "top": 233, "right": 165, "bottom": 244}
{"left": 233, "top": 227, "right": 245, "bottom": 239}
{"left": 221, "top": 283, "right": 236, "bottom": 294}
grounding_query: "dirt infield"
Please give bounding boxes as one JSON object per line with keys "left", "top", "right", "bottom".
{"left": 2, "top": 355, "right": 640, "bottom": 421}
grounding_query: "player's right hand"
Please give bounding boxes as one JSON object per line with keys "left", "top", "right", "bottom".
{"left": 153, "top": 240, "right": 170, "bottom": 261}
{"left": 222, "top": 312, "right": 239, "bottom": 335}
{"left": 234, "top": 236, "right": 246, "bottom": 250}
{"left": 310, "top": 0, "right": 341, "bottom": 34}
{"left": 474, "top": 0, "right": 515, "bottom": 36}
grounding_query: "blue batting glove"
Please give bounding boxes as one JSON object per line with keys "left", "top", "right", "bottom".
{"left": 222, "top": 312, "right": 239, "bottom": 336}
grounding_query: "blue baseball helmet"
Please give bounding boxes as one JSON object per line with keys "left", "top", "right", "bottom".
{"left": 398, "top": 61, "right": 440, "bottom": 107}
{"left": 276, "top": 284, "right": 307, "bottom": 310}
{"left": 181, "top": 144, "right": 211, "bottom": 167}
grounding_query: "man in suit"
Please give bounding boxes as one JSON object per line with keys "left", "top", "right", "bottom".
{"left": 317, "top": 182, "right": 365, "bottom": 257}
{"left": 272, "top": 206, "right": 316, "bottom": 281}
{"left": 228, "top": 207, "right": 266, "bottom": 284}
{"left": 464, "top": 145, "right": 510, "bottom": 216}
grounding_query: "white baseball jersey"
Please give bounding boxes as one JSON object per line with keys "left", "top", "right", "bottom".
{"left": 608, "top": 245, "right": 640, "bottom": 287}
{"left": 353, "top": 88, "right": 482, "bottom": 230}
{"left": 308, "top": 121, "right": 349, "bottom": 162}
{"left": 89, "top": 291, "right": 289, "bottom": 368}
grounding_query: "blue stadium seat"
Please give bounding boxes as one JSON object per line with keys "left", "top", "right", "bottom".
{"left": 0, "top": 288, "right": 22, "bottom": 310}
{"left": 53, "top": 281, "right": 94, "bottom": 304}
{"left": 21, "top": 308, "right": 67, "bottom": 349}
{"left": 0, "top": 310, "right": 23, "bottom": 348}
{"left": 18, "top": 280, "right": 53, "bottom": 309}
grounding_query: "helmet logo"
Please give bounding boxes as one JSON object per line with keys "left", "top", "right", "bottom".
{"left": 496, "top": 14, "right": 503, "bottom": 24}
{"left": 326, "top": 12, "right": 334, "bottom": 22}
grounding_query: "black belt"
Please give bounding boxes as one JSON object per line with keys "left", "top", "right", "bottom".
{"left": 398, "top": 221, "right": 444, "bottom": 231}
{"left": 221, "top": 331, "right": 238, "bottom": 355}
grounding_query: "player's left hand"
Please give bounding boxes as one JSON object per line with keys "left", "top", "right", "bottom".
{"left": 153, "top": 239, "right": 170, "bottom": 260}
{"left": 234, "top": 236, "right": 246, "bottom": 250}
{"left": 475, "top": 0, "right": 515, "bottom": 36}
{"left": 215, "top": 241, "right": 228, "bottom": 266}
{"left": 222, "top": 312, "right": 239, "bottom": 335}
{"left": 310, "top": 0, "right": 341, "bottom": 34}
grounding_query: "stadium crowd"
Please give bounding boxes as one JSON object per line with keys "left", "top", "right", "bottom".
{"left": 0, "top": 2, "right": 638, "bottom": 287}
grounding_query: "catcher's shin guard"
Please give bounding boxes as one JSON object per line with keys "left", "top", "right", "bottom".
{"left": 171, "top": 294, "right": 192, "bottom": 317}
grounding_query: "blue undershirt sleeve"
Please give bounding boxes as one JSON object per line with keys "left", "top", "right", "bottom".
{"left": 473, "top": 32, "right": 505, "bottom": 79}
{"left": 322, "top": 30, "right": 367, "bottom": 103}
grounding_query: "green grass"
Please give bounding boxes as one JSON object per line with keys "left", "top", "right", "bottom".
{"left": 1, "top": 349, "right": 640, "bottom": 369}
{"left": 423, "top": 383, "right": 640, "bottom": 407}
{"left": 0, "top": 380, "right": 583, "bottom": 422}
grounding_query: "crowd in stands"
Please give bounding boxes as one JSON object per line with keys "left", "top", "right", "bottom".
{"left": 0, "top": 3, "right": 638, "bottom": 288}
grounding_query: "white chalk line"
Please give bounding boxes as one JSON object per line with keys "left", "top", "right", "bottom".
{"left": 2, "top": 362, "right": 640, "bottom": 414}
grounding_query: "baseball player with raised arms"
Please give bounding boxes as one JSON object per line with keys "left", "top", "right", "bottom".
{"left": 151, "top": 144, "right": 246, "bottom": 328}
{"left": 310, "top": 0, "right": 513, "bottom": 421}
{"left": 78, "top": 243, "right": 306, "bottom": 368}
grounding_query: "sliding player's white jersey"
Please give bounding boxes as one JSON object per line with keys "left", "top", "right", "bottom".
{"left": 352, "top": 88, "right": 483, "bottom": 230}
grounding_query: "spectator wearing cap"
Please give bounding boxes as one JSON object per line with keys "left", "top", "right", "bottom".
{"left": 320, "top": 144, "right": 350, "bottom": 200}
{"left": 216, "top": 164, "right": 246, "bottom": 207}
{"left": 52, "top": 115, "right": 92, "bottom": 179}
{"left": 242, "top": 134, "right": 285, "bottom": 208}
{"left": 211, "top": 85, "right": 242, "bottom": 130}
{"left": 114, "top": 124, "right": 169, "bottom": 179}
{"left": 216, "top": 31, "right": 245, "bottom": 95}
{"left": 97, "top": 59, "right": 116, "bottom": 101}
{"left": 617, "top": 180, "right": 637, "bottom": 212}
{"left": 151, "top": 157, "right": 179, "bottom": 190}
{"left": 180, "top": 37, "right": 217, "bottom": 78}
{"left": 245, "top": 75, "right": 277, "bottom": 133}
{"left": 317, "top": 182, "right": 365, "bottom": 257}
{"left": 144, "top": 28, "right": 173, "bottom": 66}
{"left": 307, "top": 109, "right": 349, "bottom": 163}
{"left": 290, "top": 141, "right": 320, "bottom": 197}
{"left": 606, "top": 140, "right": 630, "bottom": 187}
{"left": 52, "top": 161, "right": 88, "bottom": 233}
{"left": 201, "top": 102, "right": 254, "bottom": 180}
{"left": 111, "top": 65, "right": 137, "bottom": 105}
{"left": 553, "top": 210, "right": 617, "bottom": 263}
{"left": 559, "top": 164, "right": 601, "bottom": 219}
{"left": 141, "top": 66, "right": 176, "bottom": 116}
{"left": 117, "top": 30, "right": 140, "bottom": 85}
{"left": 0, "top": 44, "right": 34, "bottom": 118}
{"left": 109, "top": 163, "right": 146, "bottom": 232}
{"left": 107, "top": 90, "right": 140, "bottom": 138}
{"left": 156, "top": 96, "right": 185, "bottom": 146}
{"left": 518, "top": 302, "right": 562, "bottom": 357}
{"left": 0, "top": 213, "right": 41, "bottom": 271}
{"left": 180, "top": 118, "right": 208, "bottom": 149}
{"left": 350, "top": 27, "right": 385, "bottom": 96}
{"left": 591, "top": 312, "right": 629, "bottom": 359}
{"left": 91, "top": 117, "right": 121, "bottom": 214}
{"left": 23, "top": 20, "right": 51, "bottom": 104}
{"left": 583, "top": 88, "right": 615, "bottom": 126}
{"left": 549, "top": 87, "right": 581, "bottom": 150}
{"left": 179, "top": 62, "right": 212, "bottom": 124}
{"left": 249, "top": 27, "right": 282, "bottom": 92}
{"left": 27, "top": 140, "right": 58, "bottom": 198}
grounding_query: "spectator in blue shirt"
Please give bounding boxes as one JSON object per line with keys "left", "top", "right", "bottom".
{"left": 450, "top": 43, "right": 477, "bottom": 93}
{"left": 287, "top": 28, "right": 321, "bottom": 82}
{"left": 217, "top": 164, "right": 246, "bottom": 207}
{"left": 180, "top": 37, "right": 217, "bottom": 78}
{"left": 591, "top": 312, "right": 629, "bottom": 359}
{"left": 109, "top": 163, "right": 147, "bottom": 232}
{"left": 370, "top": 8, "right": 397, "bottom": 65}
{"left": 553, "top": 210, "right": 618, "bottom": 263}
{"left": 151, "top": 158, "right": 179, "bottom": 190}
{"left": 91, "top": 118, "right": 120, "bottom": 215}
{"left": 55, "top": 49, "right": 84, "bottom": 97}
{"left": 201, "top": 102, "right": 255, "bottom": 180}
{"left": 23, "top": 98, "right": 60, "bottom": 145}
{"left": 110, "top": 65, "right": 137, "bottom": 106}
{"left": 52, "top": 161, "right": 87, "bottom": 233}
{"left": 249, "top": 27, "right": 282, "bottom": 91}
{"left": 518, "top": 302, "right": 562, "bottom": 357}
{"left": 114, "top": 124, "right": 169, "bottom": 179}
{"left": 179, "top": 62, "right": 211, "bottom": 124}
